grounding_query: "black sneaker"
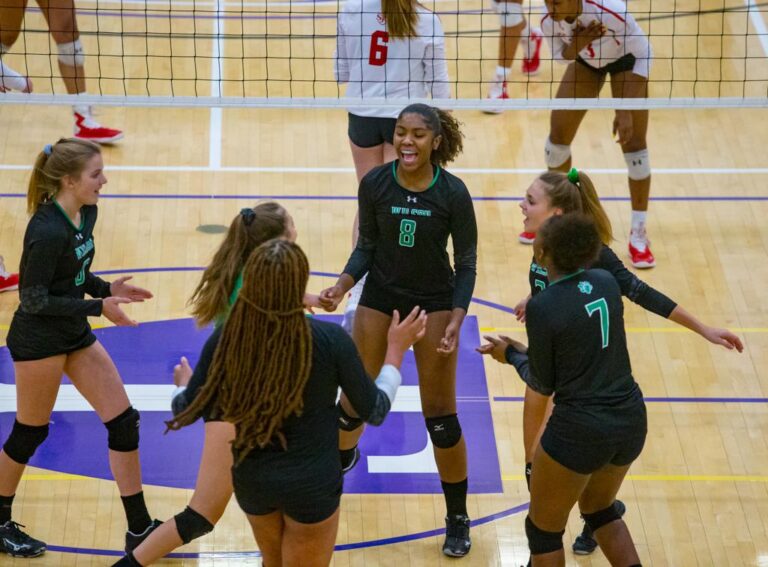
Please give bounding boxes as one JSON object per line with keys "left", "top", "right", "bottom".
{"left": 341, "top": 447, "right": 360, "bottom": 474}
{"left": 572, "top": 500, "right": 627, "bottom": 555}
{"left": 0, "top": 521, "right": 46, "bottom": 558}
{"left": 442, "top": 514, "right": 471, "bottom": 557}
{"left": 125, "top": 519, "right": 162, "bottom": 554}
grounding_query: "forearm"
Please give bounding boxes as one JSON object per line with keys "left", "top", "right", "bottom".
{"left": 334, "top": 273, "right": 356, "bottom": 295}
{"left": 668, "top": 305, "right": 708, "bottom": 336}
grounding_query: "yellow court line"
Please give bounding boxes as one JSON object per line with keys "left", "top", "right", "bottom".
{"left": 21, "top": 473, "right": 91, "bottom": 481}
{"left": 481, "top": 327, "right": 768, "bottom": 334}
{"left": 502, "top": 474, "right": 768, "bottom": 483}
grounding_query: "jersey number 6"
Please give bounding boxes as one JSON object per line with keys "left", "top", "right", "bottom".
{"left": 369, "top": 30, "right": 389, "bottom": 66}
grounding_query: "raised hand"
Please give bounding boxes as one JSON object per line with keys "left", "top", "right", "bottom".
{"left": 110, "top": 276, "right": 153, "bottom": 301}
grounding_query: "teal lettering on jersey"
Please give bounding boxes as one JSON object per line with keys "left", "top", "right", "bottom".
{"left": 410, "top": 208, "right": 432, "bottom": 217}
{"left": 75, "top": 257, "right": 91, "bottom": 287}
{"left": 75, "top": 238, "right": 94, "bottom": 260}
{"left": 530, "top": 261, "right": 548, "bottom": 276}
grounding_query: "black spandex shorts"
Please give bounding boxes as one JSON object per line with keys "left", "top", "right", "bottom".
{"left": 359, "top": 277, "right": 453, "bottom": 318}
{"left": 6, "top": 321, "right": 97, "bottom": 362}
{"left": 348, "top": 113, "right": 396, "bottom": 148}
{"left": 576, "top": 53, "right": 636, "bottom": 76}
{"left": 540, "top": 400, "right": 647, "bottom": 475}
{"left": 233, "top": 457, "right": 343, "bottom": 524}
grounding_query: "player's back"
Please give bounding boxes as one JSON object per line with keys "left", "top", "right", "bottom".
{"left": 337, "top": 0, "right": 443, "bottom": 103}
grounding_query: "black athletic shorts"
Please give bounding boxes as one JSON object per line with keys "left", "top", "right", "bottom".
{"left": 6, "top": 314, "right": 97, "bottom": 362}
{"left": 233, "top": 453, "right": 343, "bottom": 524}
{"left": 576, "top": 53, "right": 636, "bottom": 76}
{"left": 541, "top": 395, "right": 647, "bottom": 475}
{"left": 360, "top": 276, "right": 453, "bottom": 318}
{"left": 348, "top": 113, "right": 396, "bottom": 148}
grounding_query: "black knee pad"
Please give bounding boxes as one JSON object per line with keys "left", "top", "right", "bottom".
{"left": 425, "top": 414, "right": 462, "bottom": 449}
{"left": 582, "top": 501, "right": 623, "bottom": 533}
{"left": 525, "top": 515, "right": 564, "bottom": 555}
{"left": 337, "top": 401, "right": 363, "bottom": 432}
{"left": 3, "top": 420, "right": 49, "bottom": 465}
{"left": 174, "top": 506, "right": 214, "bottom": 544}
{"left": 105, "top": 406, "right": 140, "bottom": 452}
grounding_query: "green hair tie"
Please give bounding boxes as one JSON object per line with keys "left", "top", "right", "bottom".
{"left": 567, "top": 167, "right": 580, "bottom": 185}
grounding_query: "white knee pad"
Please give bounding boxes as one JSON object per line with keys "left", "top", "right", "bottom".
{"left": 545, "top": 137, "right": 571, "bottom": 169}
{"left": 494, "top": 1, "right": 524, "bottom": 28}
{"left": 624, "top": 149, "right": 651, "bottom": 180}
{"left": 58, "top": 39, "right": 85, "bottom": 67}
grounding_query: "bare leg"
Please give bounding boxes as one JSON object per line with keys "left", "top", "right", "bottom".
{"left": 280, "top": 509, "right": 340, "bottom": 567}
{"left": 246, "top": 510, "right": 284, "bottom": 567}
{"left": 132, "top": 422, "right": 235, "bottom": 565}
{"left": 36, "top": 0, "right": 85, "bottom": 94}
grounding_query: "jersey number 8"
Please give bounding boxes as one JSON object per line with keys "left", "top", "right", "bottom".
{"left": 399, "top": 219, "right": 416, "bottom": 247}
{"left": 369, "top": 31, "right": 389, "bottom": 66}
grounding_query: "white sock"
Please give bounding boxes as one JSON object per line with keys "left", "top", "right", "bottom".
{"left": 0, "top": 60, "right": 28, "bottom": 92}
{"left": 630, "top": 211, "right": 648, "bottom": 249}
{"left": 346, "top": 273, "right": 367, "bottom": 312}
{"left": 73, "top": 102, "right": 90, "bottom": 117}
{"left": 495, "top": 65, "right": 512, "bottom": 82}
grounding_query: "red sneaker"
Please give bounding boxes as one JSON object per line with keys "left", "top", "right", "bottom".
{"left": 484, "top": 81, "right": 509, "bottom": 114}
{"left": 628, "top": 241, "right": 656, "bottom": 268}
{"left": 73, "top": 113, "right": 124, "bottom": 144}
{"left": 522, "top": 28, "right": 543, "bottom": 75}
{"left": 0, "top": 272, "right": 19, "bottom": 293}
{"left": 519, "top": 231, "right": 536, "bottom": 245}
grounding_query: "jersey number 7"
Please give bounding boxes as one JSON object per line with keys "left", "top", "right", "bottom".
{"left": 584, "top": 297, "right": 609, "bottom": 348}
{"left": 369, "top": 31, "right": 389, "bottom": 66}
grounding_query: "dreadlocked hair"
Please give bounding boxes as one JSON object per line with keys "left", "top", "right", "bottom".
{"left": 169, "top": 239, "right": 313, "bottom": 463}
{"left": 189, "top": 202, "right": 290, "bottom": 327}
{"left": 398, "top": 103, "right": 464, "bottom": 167}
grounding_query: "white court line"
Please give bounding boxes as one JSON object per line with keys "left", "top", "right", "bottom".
{"left": 0, "top": 384, "right": 440, "bottom": 414}
{"left": 2, "top": 164, "right": 768, "bottom": 175}
{"left": 209, "top": 0, "right": 224, "bottom": 169}
{"left": 745, "top": 0, "right": 768, "bottom": 56}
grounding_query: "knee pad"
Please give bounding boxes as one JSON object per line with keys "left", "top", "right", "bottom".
{"left": 425, "top": 414, "right": 462, "bottom": 449}
{"left": 174, "top": 506, "right": 214, "bottom": 544}
{"left": 545, "top": 137, "right": 571, "bottom": 169}
{"left": 2, "top": 421, "right": 49, "bottom": 465}
{"left": 105, "top": 406, "right": 140, "bottom": 452}
{"left": 57, "top": 39, "right": 85, "bottom": 67}
{"left": 494, "top": 1, "right": 524, "bottom": 28}
{"left": 582, "top": 501, "right": 623, "bottom": 532}
{"left": 525, "top": 515, "right": 564, "bottom": 555}
{"left": 624, "top": 149, "right": 651, "bottom": 180}
{"left": 337, "top": 401, "right": 363, "bottom": 432}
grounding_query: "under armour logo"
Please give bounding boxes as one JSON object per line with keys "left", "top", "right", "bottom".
{"left": 75, "top": 233, "right": 83, "bottom": 240}
{"left": 632, "top": 159, "right": 642, "bottom": 166}
{"left": 376, "top": 13, "right": 385, "bottom": 24}
{"left": 406, "top": 196, "right": 417, "bottom": 203}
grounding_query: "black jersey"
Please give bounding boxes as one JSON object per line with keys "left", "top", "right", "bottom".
{"left": 525, "top": 268, "right": 640, "bottom": 407}
{"left": 176, "top": 318, "right": 391, "bottom": 463}
{"left": 6, "top": 202, "right": 111, "bottom": 360}
{"left": 343, "top": 161, "right": 478, "bottom": 311}
{"left": 528, "top": 244, "right": 676, "bottom": 318}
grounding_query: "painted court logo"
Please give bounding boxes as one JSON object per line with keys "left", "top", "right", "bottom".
{"left": 0, "top": 317, "right": 502, "bottom": 495}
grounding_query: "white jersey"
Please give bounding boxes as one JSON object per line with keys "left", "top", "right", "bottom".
{"left": 334, "top": 0, "right": 450, "bottom": 117}
{"left": 541, "top": 0, "right": 652, "bottom": 77}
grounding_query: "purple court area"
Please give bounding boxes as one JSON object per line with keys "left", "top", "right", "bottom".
{"left": 0, "top": 316, "right": 502, "bottom": 494}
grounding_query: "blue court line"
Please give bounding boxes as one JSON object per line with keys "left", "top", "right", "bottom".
{"left": 3, "top": 193, "right": 767, "bottom": 202}
{"left": 494, "top": 396, "right": 768, "bottom": 403}
{"left": 45, "top": 502, "right": 529, "bottom": 558}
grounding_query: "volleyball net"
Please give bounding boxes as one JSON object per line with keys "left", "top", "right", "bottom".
{"left": 0, "top": 0, "right": 767, "bottom": 110}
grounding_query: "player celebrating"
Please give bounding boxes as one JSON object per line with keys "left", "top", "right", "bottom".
{"left": 530, "top": 0, "right": 654, "bottom": 267}
{"left": 0, "top": 139, "right": 156, "bottom": 558}
{"left": 334, "top": 0, "right": 450, "bottom": 332}
{"left": 320, "top": 103, "right": 477, "bottom": 557}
